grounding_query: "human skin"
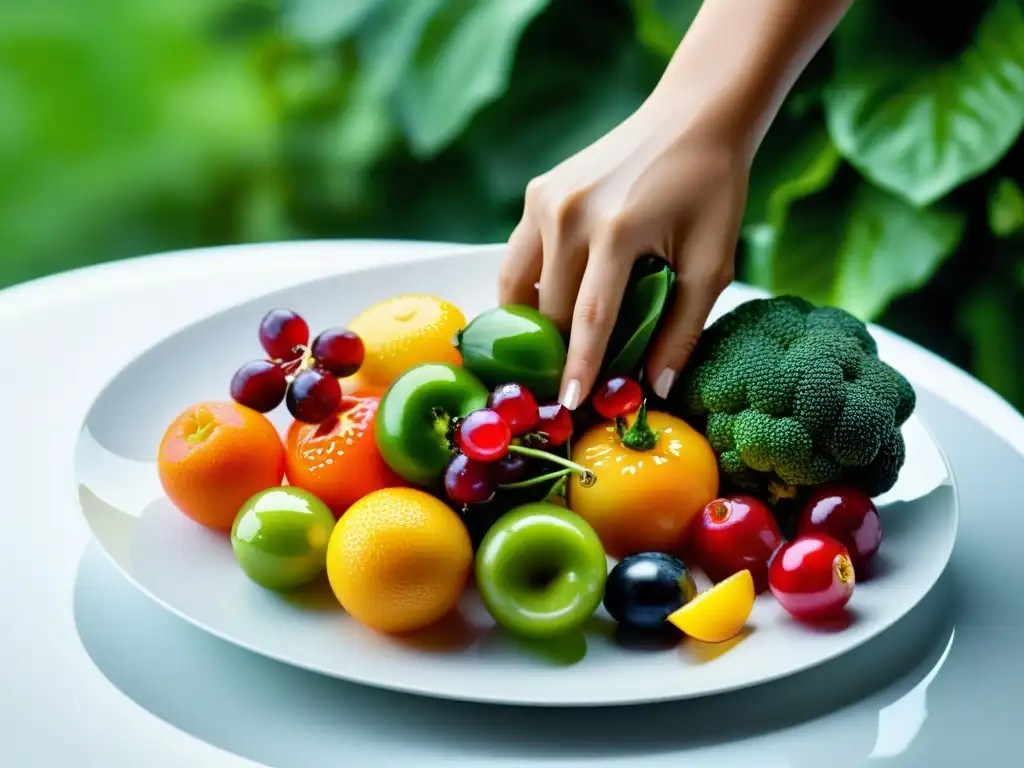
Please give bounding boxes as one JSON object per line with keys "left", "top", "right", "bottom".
{"left": 497, "top": 0, "right": 856, "bottom": 410}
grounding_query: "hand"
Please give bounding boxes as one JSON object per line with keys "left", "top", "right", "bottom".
{"left": 498, "top": 103, "right": 749, "bottom": 409}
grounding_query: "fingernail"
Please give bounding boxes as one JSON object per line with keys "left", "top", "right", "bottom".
{"left": 560, "top": 379, "right": 582, "bottom": 410}
{"left": 654, "top": 368, "right": 678, "bottom": 400}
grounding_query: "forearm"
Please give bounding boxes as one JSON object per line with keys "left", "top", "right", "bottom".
{"left": 647, "top": 0, "right": 854, "bottom": 158}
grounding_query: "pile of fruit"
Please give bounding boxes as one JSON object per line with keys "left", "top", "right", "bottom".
{"left": 157, "top": 266, "right": 915, "bottom": 647}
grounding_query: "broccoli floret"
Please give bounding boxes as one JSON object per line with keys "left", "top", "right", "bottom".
{"left": 673, "top": 295, "right": 916, "bottom": 500}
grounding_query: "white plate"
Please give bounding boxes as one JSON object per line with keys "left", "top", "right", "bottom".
{"left": 73, "top": 245, "right": 959, "bottom": 707}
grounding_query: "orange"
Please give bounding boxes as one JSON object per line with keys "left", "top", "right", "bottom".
{"left": 158, "top": 401, "right": 286, "bottom": 532}
{"left": 284, "top": 394, "right": 408, "bottom": 518}
{"left": 667, "top": 569, "right": 754, "bottom": 643}
{"left": 347, "top": 294, "right": 465, "bottom": 389}
{"left": 568, "top": 410, "right": 719, "bottom": 559}
{"left": 325, "top": 488, "right": 472, "bottom": 634}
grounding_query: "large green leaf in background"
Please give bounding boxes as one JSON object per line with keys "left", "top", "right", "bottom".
{"left": 960, "top": 282, "right": 1024, "bottom": 406}
{"left": 631, "top": 0, "right": 702, "bottom": 59}
{"left": 989, "top": 177, "right": 1024, "bottom": 237}
{"left": 281, "top": 0, "right": 377, "bottom": 46}
{"left": 747, "top": 174, "right": 965, "bottom": 320}
{"left": 824, "top": 0, "right": 1024, "bottom": 208}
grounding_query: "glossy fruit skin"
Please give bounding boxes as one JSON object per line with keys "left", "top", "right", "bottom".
{"left": 286, "top": 368, "right": 342, "bottom": 423}
{"left": 667, "top": 568, "right": 754, "bottom": 643}
{"left": 259, "top": 309, "right": 309, "bottom": 362}
{"left": 444, "top": 453, "right": 495, "bottom": 506}
{"left": 158, "top": 401, "right": 286, "bottom": 532}
{"left": 536, "top": 403, "right": 573, "bottom": 447}
{"left": 375, "top": 362, "right": 490, "bottom": 485}
{"left": 454, "top": 305, "right": 567, "bottom": 402}
{"left": 326, "top": 488, "right": 473, "bottom": 634}
{"left": 284, "top": 394, "right": 407, "bottom": 518}
{"left": 568, "top": 411, "right": 719, "bottom": 559}
{"left": 493, "top": 453, "right": 529, "bottom": 485}
{"left": 347, "top": 294, "right": 465, "bottom": 390}
{"left": 311, "top": 328, "right": 364, "bottom": 377}
{"left": 487, "top": 382, "right": 539, "bottom": 436}
{"left": 689, "top": 495, "right": 785, "bottom": 593}
{"left": 455, "top": 408, "right": 511, "bottom": 462}
{"left": 231, "top": 486, "right": 336, "bottom": 591}
{"left": 603, "top": 552, "right": 698, "bottom": 629}
{"left": 475, "top": 502, "right": 608, "bottom": 640}
{"left": 229, "top": 359, "right": 287, "bottom": 413}
{"left": 593, "top": 377, "right": 643, "bottom": 420}
{"left": 769, "top": 534, "right": 855, "bottom": 622}
{"left": 796, "top": 484, "right": 882, "bottom": 572}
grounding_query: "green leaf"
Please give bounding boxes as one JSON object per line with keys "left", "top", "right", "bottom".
{"left": 824, "top": 0, "right": 1024, "bottom": 207}
{"left": 989, "top": 177, "right": 1024, "bottom": 237}
{"left": 602, "top": 257, "right": 675, "bottom": 378}
{"left": 960, "top": 283, "right": 1024, "bottom": 409}
{"left": 396, "top": 0, "right": 551, "bottom": 157}
{"left": 282, "top": 0, "right": 378, "bottom": 45}
{"left": 355, "top": 0, "right": 447, "bottom": 99}
{"left": 749, "top": 176, "right": 965, "bottom": 319}
{"left": 631, "top": 0, "right": 702, "bottom": 59}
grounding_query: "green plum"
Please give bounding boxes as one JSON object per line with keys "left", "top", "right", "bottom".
{"left": 475, "top": 502, "right": 608, "bottom": 639}
{"left": 231, "top": 486, "right": 336, "bottom": 591}
{"left": 453, "top": 305, "right": 567, "bottom": 401}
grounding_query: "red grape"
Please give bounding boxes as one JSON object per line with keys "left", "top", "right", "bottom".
{"left": 592, "top": 376, "right": 643, "bottom": 420}
{"left": 536, "top": 403, "right": 573, "bottom": 446}
{"left": 311, "top": 328, "right": 364, "bottom": 377}
{"left": 493, "top": 453, "right": 530, "bottom": 485}
{"left": 487, "top": 383, "right": 539, "bottom": 435}
{"left": 229, "top": 360, "right": 288, "bottom": 413}
{"left": 796, "top": 484, "right": 882, "bottom": 572}
{"left": 286, "top": 368, "right": 341, "bottom": 423}
{"left": 445, "top": 454, "right": 496, "bottom": 506}
{"left": 689, "top": 495, "right": 784, "bottom": 593}
{"left": 769, "top": 534, "right": 855, "bottom": 622}
{"left": 456, "top": 409, "right": 511, "bottom": 463}
{"left": 259, "top": 309, "right": 309, "bottom": 362}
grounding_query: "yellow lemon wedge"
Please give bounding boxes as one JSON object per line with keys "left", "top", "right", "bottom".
{"left": 667, "top": 569, "right": 755, "bottom": 643}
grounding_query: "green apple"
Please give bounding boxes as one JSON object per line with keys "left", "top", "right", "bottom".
{"left": 231, "top": 486, "right": 336, "bottom": 592}
{"left": 475, "top": 501, "right": 608, "bottom": 639}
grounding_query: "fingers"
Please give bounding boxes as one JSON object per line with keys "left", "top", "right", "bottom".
{"left": 498, "top": 218, "right": 542, "bottom": 307}
{"left": 559, "top": 239, "right": 634, "bottom": 410}
{"left": 537, "top": 233, "right": 587, "bottom": 334}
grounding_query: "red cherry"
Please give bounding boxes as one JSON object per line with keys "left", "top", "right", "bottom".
{"left": 229, "top": 360, "right": 287, "bottom": 413}
{"left": 592, "top": 376, "right": 643, "bottom": 420}
{"left": 689, "top": 495, "right": 784, "bottom": 593}
{"left": 769, "top": 534, "right": 855, "bottom": 622}
{"left": 311, "top": 328, "right": 364, "bottom": 377}
{"left": 487, "top": 383, "right": 539, "bottom": 436}
{"left": 796, "top": 484, "right": 882, "bottom": 573}
{"left": 445, "top": 454, "right": 496, "bottom": 506}
{"left": 286, "top": 367, "right": 342, "bottom": 423}
{"left": 536, "top": 403, "right": 573, "bottom": 446}
{"left": 259, "top": 309, "right": 309, "bottom": 362}
{"left": 455, "top": 409, "right": 512, "bottom": 463}
{"left": 492, "top": 452, "right": 530, "bottom": 485}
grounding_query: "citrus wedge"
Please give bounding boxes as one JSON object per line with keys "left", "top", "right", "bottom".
{"left": 667, "top": 568, "right": 754, "bottom": 643}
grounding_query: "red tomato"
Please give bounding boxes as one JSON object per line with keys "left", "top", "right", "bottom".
{"left": 769, "top": 534, "right": 855, "bottom": 622}
{"left": 688, "top": 495, "right": 784, "bottom": 593}
{"left": 285, "top": 394, "right": 407, "bottom": 518}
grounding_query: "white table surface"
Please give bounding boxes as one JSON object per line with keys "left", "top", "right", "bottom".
{"left": 2, "top": 239, "right": 1023, "bottom": 767}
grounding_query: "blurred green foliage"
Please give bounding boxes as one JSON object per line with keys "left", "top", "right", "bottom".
{"left": 3, "top": 0, "right": 1024, "bottom": 411}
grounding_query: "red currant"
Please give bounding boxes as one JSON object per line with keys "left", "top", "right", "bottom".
{"left": 259, "top": 309, "right": 309, "bottom": 362}
{"left": 592, "top": 376, "right": 643, "bottom": 420}
{"left": 445, "top": 453, "right": 496, "bottom": 506}
{"left": 311, "top": 328, "right": 364, "bottom": 377}
{"left": 769, "top": 534, "right": 855, "bottom": 622}
{"left": 689, "top": 495, "right": 784, "bottom": 594}
{"left": 536, "top": 403, "right": 573, "bottom": 446}
{"left": 455, "top": 409, "right": 511, "bottom": 463}
{"left": 286, "top": 367, "right": 342, "bottom": 424}
{"left": 487, "top": 383, "right": 539, "bottom": 435}
{"left": 796, "top": 484, "right": 882, "bottom": 572}
{"left": 492, "top": 453, "right": 529, "bottom": 485}
{"left": 229, "top": 360, "right": 288, "bottom": 413}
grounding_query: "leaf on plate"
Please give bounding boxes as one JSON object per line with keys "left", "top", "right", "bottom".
{"left": 824, "top": 0, "right": 1024, "bottom": 207}
{"left": 395, "top": 0, "right": 552, "bottom": 157}
{"left": 631, "top": 0, "right": 703, "bottom": 59}
{"left": 601, "top": 257, "right": 675, "bottom": 378}
{"left": 988, "top": 177, "right": 1024, "bottom": 238}
{"left": 749, "top": 175, "right": 965, "bottom": 320}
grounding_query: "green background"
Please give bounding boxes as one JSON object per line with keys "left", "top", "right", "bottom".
{"left": 4, "top": 0, "right": 1024, "bottom": 411}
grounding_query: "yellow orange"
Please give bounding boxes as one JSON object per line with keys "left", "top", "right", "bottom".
{"left": 667, "top": 569, "right": 754, "bottom": 643}
{"left": 325, "top": 488, "right": 472, "bottom": 634}
{"left": 347, "top": 294, "right": 465, "bottom": 389}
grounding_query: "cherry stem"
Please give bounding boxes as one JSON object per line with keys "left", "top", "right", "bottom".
{"left": 620, "top": 399, "right": 659, "bottom": 451}
{"left": 499, "top": 467, "right": 572, "bottom": 490}
{"left": 506, "top": 444, "right": 596, "bottom": 487}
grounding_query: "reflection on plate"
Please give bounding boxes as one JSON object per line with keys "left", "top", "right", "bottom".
{"left": 73, "top": 246, "right": 959, "bottom": 707}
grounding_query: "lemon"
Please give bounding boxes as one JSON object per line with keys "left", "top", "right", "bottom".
{"left": 667, "top": 569, "right": 754, "bottom": 643}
